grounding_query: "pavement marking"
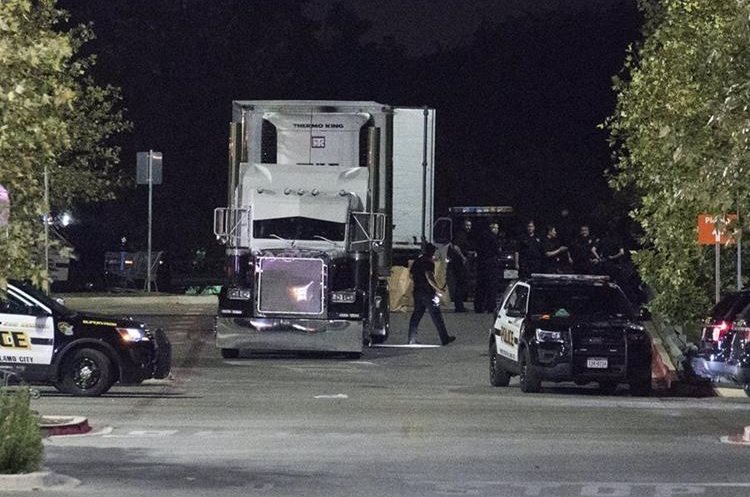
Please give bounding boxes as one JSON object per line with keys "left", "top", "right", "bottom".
{"left": 414, "top": 480, "right": 750, "bottom": 496}
{"left": 372, "top": 343, "right": 441, "bottom": 348}
{"left": 314, "top": 393, "right": 349, "bottom": 399}
{"left": 103, "top": 429, "right": 178, "bottom": 438}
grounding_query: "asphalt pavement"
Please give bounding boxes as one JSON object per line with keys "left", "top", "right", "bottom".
{"left": 5, "top": 295, "right": 749, "bottom": 497}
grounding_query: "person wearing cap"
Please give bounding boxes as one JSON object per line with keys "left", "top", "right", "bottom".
{"left": 407, "top": 243, "right": 456, "bottom": 346}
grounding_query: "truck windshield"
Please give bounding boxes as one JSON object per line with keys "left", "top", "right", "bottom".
{"left": 529, "top": 285, "right": 634, "bottom": 319}
{"left": 254, "top": 217, "right": 345, "bottom": 241}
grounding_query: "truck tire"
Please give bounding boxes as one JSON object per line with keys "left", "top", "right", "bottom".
{"left": 56, "top": 348, "right": 114, "bottom": 397}
{"left": 220, "top": 348, "right": 240, "bottom": 359}
{"left": 489, "top": 340, "right": 510, "bottom": 387}
{"left": 519, "top": 347, "right": 542, "bottom": 393}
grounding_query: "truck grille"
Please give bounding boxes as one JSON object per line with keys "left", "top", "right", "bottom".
{"left": 571, "top": 326, "right": 626, "bottom": 375}
{"left": 257, "top": 257, "right": 326, "bottom": 315}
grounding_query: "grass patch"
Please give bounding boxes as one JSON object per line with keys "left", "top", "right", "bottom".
{"left": 0, "top": 388, "right": 43, "bottom": 474}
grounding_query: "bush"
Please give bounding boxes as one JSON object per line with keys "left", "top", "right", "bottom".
{"left": 0, "top": 389, "right": 43, "bottom": 474}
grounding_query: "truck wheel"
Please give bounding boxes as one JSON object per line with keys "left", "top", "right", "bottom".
{"left": 220, "top": 348, "right": 240, "bottom": 359}
{"left": 57, "top": 348, "right": 114, "bottom": 397}
{"left": 629, "top": 377, "right": 652, "bottom": 397}
{"left": 519, "top": 347, "right": 541, "bottom": 393}
{"left": 489, "top": 340, "right": 510, "bottom": 387}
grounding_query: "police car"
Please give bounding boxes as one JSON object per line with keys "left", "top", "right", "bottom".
{"left": 488, "top": 274, "right": 652, "bottom": 395}
{"left": 1, "top": 280, "right": 171, "bottom": 396}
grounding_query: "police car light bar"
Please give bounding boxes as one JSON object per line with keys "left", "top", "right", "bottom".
{"left": 530, "top": 273, "right": 610, "bottom": 282}
{"left": 449, "top": 206, "right": 514, "bottom": 216}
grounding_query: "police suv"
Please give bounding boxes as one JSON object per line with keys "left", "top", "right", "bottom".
{"left": 489, "top": 274, "right": 652, "bottom": 395}
{"left": 1, "top": 280, "right": 171, "bottom": 396}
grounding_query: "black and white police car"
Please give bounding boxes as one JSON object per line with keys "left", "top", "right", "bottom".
{"left": 488, "top": 274, "right": 652, "bottom": 395}
{"left": 1, "top": 280, "right": 171, "bottom": 396}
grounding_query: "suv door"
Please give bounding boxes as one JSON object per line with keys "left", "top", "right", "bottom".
{"left": 1, "top": 287, "right": 54, "bottom": 367}
{"left": 494, "top": 283, "right": 529, "bottom": 362}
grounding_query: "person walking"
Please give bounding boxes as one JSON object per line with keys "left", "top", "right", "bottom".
{"left": 408, "top": 243, "right": 456, "bottom": 346}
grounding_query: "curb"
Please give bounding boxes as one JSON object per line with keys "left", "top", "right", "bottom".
{"left": 0, "top": 471, "right": 81, "bottom": 491}
{"left": 39, "top": 416, "right": 91, "bottom": 437}
{"left": 651, "top": 339, "right": 678, "bottom": 391}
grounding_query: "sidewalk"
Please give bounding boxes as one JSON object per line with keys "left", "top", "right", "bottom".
{"left": 57, "top": 292, "right": 217, "bottom": 316}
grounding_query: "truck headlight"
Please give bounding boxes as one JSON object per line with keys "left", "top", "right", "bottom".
{"left": 117, "top": 327, "right": 149, "bottom": 343}
{"left": 535, "top": 329, "right": 563, "bottom": 342}
{"left": 331, "top": 291, "right": 357, "bottom": 303}
{"left": 228, "top": 287, "right": 252, "bottom": 300}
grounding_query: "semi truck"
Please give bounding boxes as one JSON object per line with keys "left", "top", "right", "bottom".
{"left": 213, "top": 101, "right": 435, "bottom": 358}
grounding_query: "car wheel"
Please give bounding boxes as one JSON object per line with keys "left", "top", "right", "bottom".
{"left": 598, "top": 381, "right": 619, "bottom": 395}
{"left": 489, "top": 340, "right": 510, "bottom": 387}
{"left": 220, "top": 348, "right": 240, "bottom": 359}
{"left": 629, "top": 377, "right": 652, "bottom": 397}
{"left": 519, "top": 347, "right": 542, "bottom": 393}
{"left": 57, "top": 348, "right": 114, "bottom": 397}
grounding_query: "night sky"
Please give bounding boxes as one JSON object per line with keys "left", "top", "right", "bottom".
{"left": 56, "top": 0, "right": 641, "bottom": 279}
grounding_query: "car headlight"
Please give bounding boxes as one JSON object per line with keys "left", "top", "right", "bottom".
{"left": 116, "top": 327, "right": 149, "bottom": 342}
{"left": 535, "top": 329, "right": 563, "bottom": 342}
{"left": 331, "top": 291, "right": 357, "bottom": 303}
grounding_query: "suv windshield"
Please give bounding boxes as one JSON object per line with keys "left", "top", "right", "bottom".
{"left": 254, "top": 217, "right": 345, "bottom": 241}
{"left": 529, "top": 284, "right": 634, "bottom": 319}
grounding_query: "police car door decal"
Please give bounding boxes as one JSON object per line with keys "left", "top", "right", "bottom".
{"left": 0, "top": 314, "right": 54, "bottom": 366}
{"left": 496, "top": 284, "right": 527, "bottom": 362}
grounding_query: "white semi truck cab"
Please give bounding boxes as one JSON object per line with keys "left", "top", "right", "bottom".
{"left": 213, "top": 101, "right": 406, "bottom": 358}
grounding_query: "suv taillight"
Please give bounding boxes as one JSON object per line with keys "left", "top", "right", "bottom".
{"left": 706, "top": 320, "right": 732, "bottom": 342}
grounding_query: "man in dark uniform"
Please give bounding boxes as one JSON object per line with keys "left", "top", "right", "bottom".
{"left": 542, "top": 225, "right": 571, "bottom": 274}
{"left": 408, "top": 244, "right": 456, "bottom": 346}
{"left": 570, "top": 224, "right": 599, "bottom": 274}
{"left": 446, "top": 218, "right": 473, "bottom": 312}
{"left": 474, "top": 220, "right": 502, "bottom": 313}
{"left": 518, "top": 220, "right": 543, "bottom": 277}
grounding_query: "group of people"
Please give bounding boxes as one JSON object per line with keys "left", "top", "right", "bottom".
{"left": 447, "top": 214, "right": 642, "bottom": 313}
{"left": 405, "top": 213, "right": 643, "bottom": 345}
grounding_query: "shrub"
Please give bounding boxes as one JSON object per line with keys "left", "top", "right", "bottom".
{"left": 0, "top": 389, "right": 43, "bottom": 474}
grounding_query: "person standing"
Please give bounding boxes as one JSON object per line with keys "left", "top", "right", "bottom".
{"left": 447, "top": 218, "right": 473, "bottom": 312}
{"left": 542, "top": 225, "right": 571, "bottom": 274}
{"left": 518, "top": 220, "right": 543, "bottom": 277}
{"left": 570, "top": 224, "right": 599, "bottom": 274}
{"left": 474, "top": 220, "right": 502, "bottom": 313}
{"left": 408, "top": 243, "right": 456, "bottom": 346}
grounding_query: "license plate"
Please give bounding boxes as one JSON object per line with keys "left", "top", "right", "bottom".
{"left": 586, "top": 357, "right": 608, "bottom": 369}
{"left": 503, "top": 269, "right": 518, "bottom": 279}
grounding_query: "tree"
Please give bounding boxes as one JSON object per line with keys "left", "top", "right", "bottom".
{"left": 0, "top": 0, "right": 129, "bottom": 288}
{"left": 607, "top": 0, "right": 750, "bottom": 322}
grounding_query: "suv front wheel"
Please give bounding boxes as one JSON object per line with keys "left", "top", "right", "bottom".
{"left": 489, "top": 340, "right": 510, "bottom": 387}
{"left": 519, "top": 347, "right": 542, "bottom": 393}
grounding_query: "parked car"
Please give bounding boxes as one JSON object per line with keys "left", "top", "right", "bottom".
{"left": 689, "top": 290, "right": 750, "bottom": 393}
{"left": 1, "top": 280, "right": 171, "bottom": 396}
{"left": 488, "top": 274, "right": 652, "bottom": 395}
